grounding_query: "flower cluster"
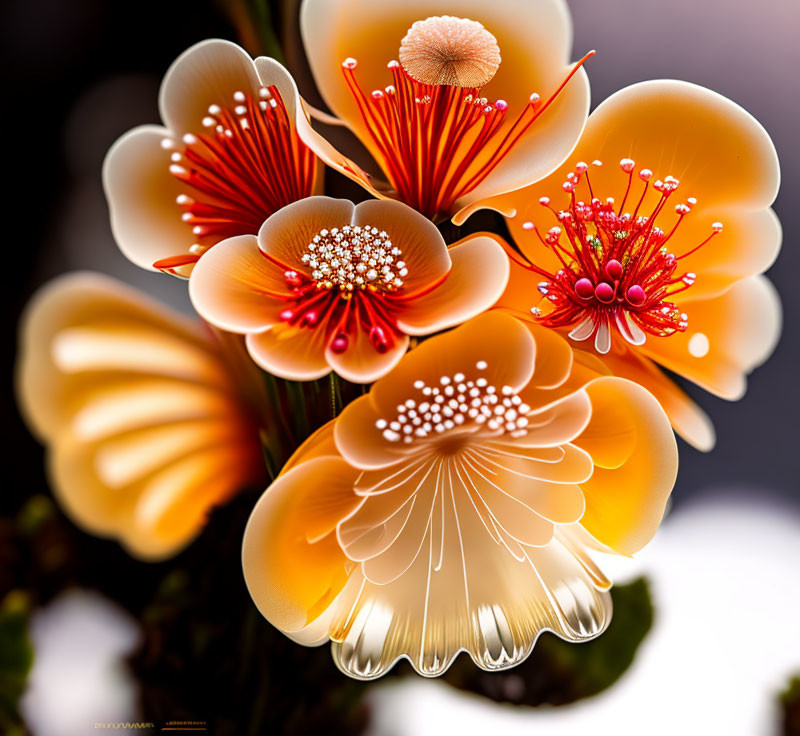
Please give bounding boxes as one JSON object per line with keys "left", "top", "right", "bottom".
{"left": 16, "top": 0, "right": 781, "bottom": 681}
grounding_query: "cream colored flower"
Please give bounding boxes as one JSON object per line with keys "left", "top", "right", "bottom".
{"left": 103, "top": 40, "right": 319, "bottom": 277}
{"left": 189, "top": 197, "right": 509, "bottom": 383}
{"left": 243, "top": 312, "right": 677, "bottom": 679}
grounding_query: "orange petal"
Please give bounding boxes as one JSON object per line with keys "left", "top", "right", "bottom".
{"left": 495, "top": 80, "right": 780, "bottom": 277}
{"left": 102, "top": 126, "right": 193, "bottom": 270}
{"left": 589, "top": 344, "right": 715, "bottom": 452}
{"left": 476, "top": 443, "right": 592, "bottom": 484}
{"left": 509, "top": 390, "right": 593, "bottom": 448}
{"left": 325, "top": 326, "right": 409, "bottom": 384}
{"left": 352, "top": 199, "right": 449, "bottom": 295}
{"left": 246, "top": 325, "right": 331, "bottom": 381}
{"left": 279, "top": 421, "right": 338, "bottom": 476}
{"left": 396, "top": 235, "right": 509, "bottom": 335}
{"left": 638, "top": 275, "right": 781, "bottom": 401}
{"left": 334, "top": 394, "right": 414, "bottom": 469}
{"left": 667, "top": 206, "right": 782, "bottom": 301}
{"left": 16, "top": 273, "right": 263, "bottom": 560}
{"left": 519, "top": 339, "right": 609, "bottom": 411}
{"left": 300, "top": 0, "right": 589, "bottom": 217}
{"left": 242, "top": 457, "right": 361, "bottom": 642}
{"left": 526, "top": 321, "right": 574, "bottom": 388}
{"left": 189, "top": 234, "right": 290, "bottom": 333}
{"left": 371, "top": 311, "right": 536, "bottom": 415}
{"left": 159, "top": 39, "right": 262, "bottom": 135}
{"left": 257, "top": 196, "right": 355, "bottom": 268}
{"left": 575, "top": 377, "right": 677, "bottom": 555}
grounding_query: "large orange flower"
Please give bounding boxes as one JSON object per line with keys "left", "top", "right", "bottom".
{"left": 103, "top": 40, "right": 319, "bottom": 278}
{"left": 295, "top": 0, "right": 591, "bottom": 222}
{"left": 490, "top": 80, "right": 781, "bottom": 450}
{"left": 16, "top": 273, "right": 265, "bottom": 560}
{"left": 189, "top": 196, "right": 509, "bottom": 383}
{"left": 242, "top": 312, "right": 677, "bottom": 679}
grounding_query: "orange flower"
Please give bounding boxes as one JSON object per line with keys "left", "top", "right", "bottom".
{"left": 490, "top": 81, "right": 781, "bottom": 450}
{"left": 103, "top": 40, "right": 319, "bottom": 278}
{"left": 16, "top": 273, "right": 265, "bottom": 560}
{"left": 242, "top": 312, "right": 677, "bottom": 679}
{"left": 189, "top": 196, "right": 509, "bottom": 383}
{"left": 295, "top": 0, "right": 591, "bottom": 222}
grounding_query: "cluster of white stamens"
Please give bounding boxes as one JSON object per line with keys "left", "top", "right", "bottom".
{"left": 162, "top": 87, "right": 278, "bottom": 181}
{"left": 375, "top": 362, "right": 531, "bottom": 444}
{"left": 206, "top": 88, "right": 275, "bottom": 131}
{"left": 300, "top": 225, "right": 406, "bottom": 291}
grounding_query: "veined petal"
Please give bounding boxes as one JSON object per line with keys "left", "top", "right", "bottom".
{"left": 328, "top": 484, "right": 610, "bottom": 679}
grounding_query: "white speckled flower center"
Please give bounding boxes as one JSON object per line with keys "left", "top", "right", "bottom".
{"left": 300, "top": 225, "right": 407, "bottom": 292}
{"left": 375, "top": 362, "right": 531, "bottom": 444}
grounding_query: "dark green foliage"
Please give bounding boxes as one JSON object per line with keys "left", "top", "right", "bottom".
{"left": 0, "top": 591, "right": 33, "bottom": 734}
{"left": 780, "top": 674, "right": 800, "bottom": 736}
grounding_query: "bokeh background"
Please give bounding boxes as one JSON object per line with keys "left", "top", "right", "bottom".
{"left": 3, "top": 0, "right": 799, "bottom": 734}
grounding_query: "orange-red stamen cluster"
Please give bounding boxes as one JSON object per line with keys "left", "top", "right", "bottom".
{"left": 266, "top": 225, "right": 421, "bottom": 355}
{"left": 157, "top": 86, "right": 316, "bottom": 274}
{"left": 521, "top": 159, "right": 723, "bottom": 354}
{"left": 341, "top": 53, "right": 592, "bottom": 219}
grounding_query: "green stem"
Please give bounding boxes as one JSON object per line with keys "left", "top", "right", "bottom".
{"left": 285, "top": 380, "right": 310, "bottom": 441}
{"left": 329, "top": 373, "right": 338, "bottom": 418}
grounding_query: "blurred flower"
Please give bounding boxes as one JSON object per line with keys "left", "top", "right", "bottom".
{"left": 16, "top": 273, "right": 265, "bottom": 560}
{"left": 21, "top": 590, "right": 141, "bottom": 736}
{"left": 491, "top": 81, "right": 781, "bottom": 450}
{"left": 295, "top": 0, "right": 591, "bottom": 222}
{"left": 242, "top": 312, "right": 677, "bottom": 679}
{"left": 189, "top": 197, "right": 509, "bottom": 383}
{"left": 103, "top": 39, "right": 319, "bottom": 278}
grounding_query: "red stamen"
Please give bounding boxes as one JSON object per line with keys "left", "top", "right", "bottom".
{"left": 522, "top": 158, "right": 723, "bottom": 353}
{"left": 341, "top": 52, "right": 593, "bottom": 219}
{"left": 269, "top": 224, "right": 412, "bottom": 358}
{"left": 160, "top": 86, "right": 316, "bottom": 273}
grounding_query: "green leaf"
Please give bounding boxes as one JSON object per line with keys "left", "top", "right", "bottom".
{"left": 0, "top": 591, "right": 34, "bottom": 731}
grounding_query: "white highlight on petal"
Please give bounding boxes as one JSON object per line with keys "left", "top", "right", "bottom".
{"left": 688, "top": 332, "right": 710, "bottom": 358}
